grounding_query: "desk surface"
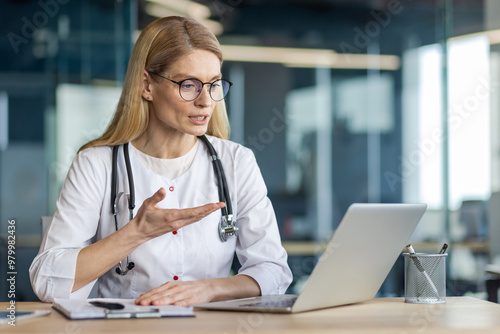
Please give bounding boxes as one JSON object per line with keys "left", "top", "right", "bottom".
{"left": 4, "top": 297, "right": 500, "bottom": 334}
{"left": 282, "top": 241, "right": 489, "bottom": 256}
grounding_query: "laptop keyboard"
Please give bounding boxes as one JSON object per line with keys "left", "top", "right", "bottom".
{"left": 240, "top": 296, "right": 297, "bottom": 309}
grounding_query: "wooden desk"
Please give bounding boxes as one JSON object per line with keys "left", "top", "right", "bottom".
{"left": 4, "top": 297, "right": 500, "bottom": 334}
{"left": 282, "top": 241, "right": 490, "bottom": 256}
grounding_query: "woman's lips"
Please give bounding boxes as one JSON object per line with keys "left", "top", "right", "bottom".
{"left": 188, "top": 115, "right": 209, "bottom": 125}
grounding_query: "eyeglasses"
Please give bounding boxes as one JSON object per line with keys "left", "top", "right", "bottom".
{"left": 148, "top": 71, "right": 232, "bottom": 102}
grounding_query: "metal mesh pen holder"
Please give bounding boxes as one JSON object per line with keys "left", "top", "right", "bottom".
{"left": 403, "top": 253, "right": 447, "bottom": 304}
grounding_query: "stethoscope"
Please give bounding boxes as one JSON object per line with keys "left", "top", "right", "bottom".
{"left": 111, "top": 134, "right": 238, "bottom": 276}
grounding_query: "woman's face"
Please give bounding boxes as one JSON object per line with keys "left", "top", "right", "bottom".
{"left": 146, "top": 49, "right": 222, "bottom": 138}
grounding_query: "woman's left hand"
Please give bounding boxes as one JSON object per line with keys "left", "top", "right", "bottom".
{"left": 135, "top": 275, "right": 261, "bottom": 307}
{"left": 135, "top": 280, "right": 215, "bottom": 307}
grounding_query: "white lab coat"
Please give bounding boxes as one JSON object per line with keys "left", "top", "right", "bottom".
{"left": 30, "top": 136, "right": 292, "bottom": 302}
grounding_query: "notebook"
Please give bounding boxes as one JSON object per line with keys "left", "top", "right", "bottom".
{"left": 53, "top": 298, "right": 194, "bottom": 320}
{"left": 195, "top": 203, "right": 427, "bottom": 313}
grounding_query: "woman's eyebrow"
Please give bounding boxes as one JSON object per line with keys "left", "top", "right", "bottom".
{"left": 171, "top": 73, "right": 222, "bottom": 81}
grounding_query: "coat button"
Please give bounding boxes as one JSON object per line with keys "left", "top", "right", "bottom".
{"left": 172, "top": 230, "right": 178, "bottom": 235}
{"left": 169, "top": 186, "right": 174, "bottom": 192}
{"left": 173, "top": 275, "right": 179, "bottom": 281}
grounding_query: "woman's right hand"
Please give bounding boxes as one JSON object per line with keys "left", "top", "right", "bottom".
{"left": 133, "top": 188, "right": 225, "bottom": 241}
{"left": 73, "top": 187, "right": 223, "bottom": 293}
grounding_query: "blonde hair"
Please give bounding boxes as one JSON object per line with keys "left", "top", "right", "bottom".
{"left": 80, "top": 16, "right": 230, "bottom": 152}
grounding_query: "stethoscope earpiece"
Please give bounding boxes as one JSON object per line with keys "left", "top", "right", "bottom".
{"left": 115, "top": 261, "right": 135, "bottom": 276}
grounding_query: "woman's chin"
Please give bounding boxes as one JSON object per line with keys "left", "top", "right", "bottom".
{"left": 189, "top": 126, "right": 209, "bottom": 137}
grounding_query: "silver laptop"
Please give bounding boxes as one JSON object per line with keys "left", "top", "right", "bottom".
{"left": 195, "top": 203, "right": 427, "bottom": 313}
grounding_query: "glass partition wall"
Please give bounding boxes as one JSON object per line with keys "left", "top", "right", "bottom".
{"left": 0, "top": 0, "right": 135, "bottom": 301}
{"left": 217, "top": 0, "right": 498, "bottom": 296}
{"left": 1, "top": 0, "right": 498, "bottom": 301}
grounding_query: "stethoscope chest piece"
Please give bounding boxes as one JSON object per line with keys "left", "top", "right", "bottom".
{"left": 219, "top": 215, "right": 238, "bottom": 242}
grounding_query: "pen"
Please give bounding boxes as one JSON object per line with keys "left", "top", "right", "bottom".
{"left": 416, "top": 243, "right": 448, "bottom": 296}
{"left": 406, "top": 244, "right": 425, "bottom": 271}
{"left": 89, "top": 301, "right": 125, "bottom": 310}
{"left": 427, "top": 242, "right": 448, "bottom": 276}
{"left": 438, "top": 243, "right": 448, "bottom": 255}
{"left": 406, "top": 244, "right": 440, "bottom": 298}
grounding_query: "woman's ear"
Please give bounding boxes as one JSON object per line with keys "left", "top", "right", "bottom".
{"left": 142, "top": 70, "right": 153, "bottom": 101}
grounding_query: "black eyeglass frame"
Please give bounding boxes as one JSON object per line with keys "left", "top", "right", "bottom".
{"left": 147, "top": 71, "right": 233, "bottom": 102}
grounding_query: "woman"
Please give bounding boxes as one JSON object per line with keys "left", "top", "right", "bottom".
{"left": 30, "top": 16, "right": 292, "bottom": 306}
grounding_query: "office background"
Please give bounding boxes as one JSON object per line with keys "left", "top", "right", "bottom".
{"left": 1, "top": 0, "right": 499, "bottom": 301}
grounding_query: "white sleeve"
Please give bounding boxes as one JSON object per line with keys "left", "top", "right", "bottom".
{"left": 29, "top": 148, "right": 108, "bottom": 302}
{"left": 233, "top": 149, "right": 293, "bottom": 295}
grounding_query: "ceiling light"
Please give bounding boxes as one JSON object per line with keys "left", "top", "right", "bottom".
{"left": 144, "top": 3, "right": 223, "bottom": 35}
{"left": 449, "top": 28, "right": 500, "bottom": 45}
{"left": 145, "top": 0, "right": 211, "bottom": 20}
{"left": 220, "top": 45, "right": 400, "bottom": 70}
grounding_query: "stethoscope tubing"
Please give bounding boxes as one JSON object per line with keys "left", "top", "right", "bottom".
{"left": 111, "top": 135, "right": 235, "bottom": 231}
{"left": 198, "top": 135, "right": 233, "bottom": 217}
{"left": 110, "top": 135, "right": 236, "bottom": 274}
{"left": 123, "top": 143, "right": 135, "bottom": 212}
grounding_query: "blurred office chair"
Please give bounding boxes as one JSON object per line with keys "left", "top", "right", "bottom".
{"left": 487, "top": 193, "right": 500, "bottom": 303}
{"left": 40, "top": 216, "right": 98, "bottom": 298}
{"left": 486, "top": 267, "right": 500, "bottom": 303}
{"left": 459, "top": 199, "right": 487, "bottom": 240}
